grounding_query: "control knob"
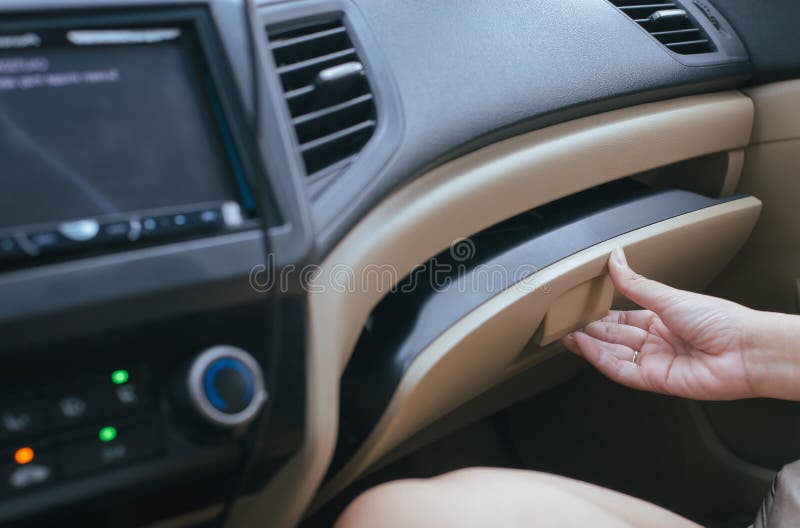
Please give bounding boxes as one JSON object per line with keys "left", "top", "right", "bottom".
{"left": 184, "top": 345, "right": 267, "bottom": 429}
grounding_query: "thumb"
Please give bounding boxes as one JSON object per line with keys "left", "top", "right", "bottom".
{"left": 608, "top": 247, "right": 681, "bottom": 314}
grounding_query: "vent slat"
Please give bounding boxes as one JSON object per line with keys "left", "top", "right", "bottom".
{"left": 277, "top": 48, "right": 358, "bottom": 91}
{"left": 300, "top": 120, "right": 376, "bottom": 175}
{"left": 300, "top": 120, "right": 376, "bottom": 153}
{"left": 619, "top": 2, "right": 677, "bottom": 8}
{"left": 271, "top": 27, "right": 351, "bottom": 67}
{"left": 293, "top": 94, "right": 374, "bottom": 143}
{"left": 293, "top": 93, "right": 373, "bottom": 126}
{"left": 268, "top": 20, "right": 341, "bottom": 41}
{"left": 611, "top": 0, "right": 675, "bottom": 5}
{"left": 276, "top": 48, "right": 356, "bottom": 75}
{"left": 652, "top": 27, "right": 702, "bottom": 44}
{"left": 609, "top": 0, "right": 713, "bottom": 54}
{"left": 270, "top": 26, "right": 347, "bottom": 52}
{"left": 619, "top": 4, "right": 678, "bottom": 18}
{"left": 267, "top": 17, "right": 377, "bottom": 176}
{"left": 285, "top": 84, "right": 315, "bottom": 102}
{"left": 665, "top": 38, "right": 712, "bottom": 53}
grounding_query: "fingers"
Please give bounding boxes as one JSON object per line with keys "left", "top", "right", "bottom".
{"left": 561, "top": 333, "right": 582, "bottom": 356}
{"left": 600, "top": 310, "right": 658, "bottom": 331}
{"left": 608, "top": 248, "right": 683, "bottom": 315}
{"left": 569, "top": 331, "right": 649, "bottom": 391}
{"left": 582, "top": 320, "right": 649, "bottom": 352}
{"left": 561, "top": 310, "right": 655, "bottom": 356}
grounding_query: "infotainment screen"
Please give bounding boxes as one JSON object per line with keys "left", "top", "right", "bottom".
{"left": 0, "top": 23, "right": 245, "bottom": 231}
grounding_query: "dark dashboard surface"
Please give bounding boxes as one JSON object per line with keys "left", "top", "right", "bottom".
{"left": 306, "top": 0, "right": 754, "bottom": 255}
{"left": 257, "top": 0, "right": 799, "bottom": 258}
{"left": 711, "top": 0, "right": 800, "bottom": 84}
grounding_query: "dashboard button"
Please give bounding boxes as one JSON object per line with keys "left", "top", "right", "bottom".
{"left": 103, "top": 381, "right": 150, "bottom": 416}
{"left": 27, "top": 231, "right": 68, "bottom": 255}
{"left": 186, "top": 208, "right": 224, "bottom": 231}
{"left": 2, "top": 450, "right": 56, "bottom": 493}
{"left": 46, "top": 387, "right": 105, "bottom": 428}
{"left": 0, "top": 402, "right": 45, "bottom": 440}
{"left": 58, "top": 220, "right": 100, "bottom": 242}
{"left": 58, "top": 422, "right": 162, "bottom": 477}
{"left": 114, "top": 383, "right": 141, "bottom": 406}
{"left": 139, "top": 215, "right": 179, "bottom": 238}
{"left": 97, "top": 221, "right": 131, "bottom": 243}
{"left": 140, "top": 208, "right": 227, "bottom": 240}
{"left": 140, "top": 216, "right": 159, "bottom": 237}
{"left": 0, "top": 237, "right": 25, "bottom": 261}
{"left": 103, "top": 367, "right": 151, "bottom": 414}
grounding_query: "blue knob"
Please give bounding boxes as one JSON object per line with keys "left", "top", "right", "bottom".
{"left": 187, "top": 346, "right": 267, "bottom": 428}
{"left": 203, "top": 357, "right": 255, "bottom": 413}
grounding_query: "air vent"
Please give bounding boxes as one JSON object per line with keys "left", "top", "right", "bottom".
{"left": 609, "top": 1, "right": 714, "bottom": 55}
{"left": 266, "top": 17, "right": 377, "bottom": 176}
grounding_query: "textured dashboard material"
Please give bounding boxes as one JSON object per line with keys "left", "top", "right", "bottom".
{"left": 302, "top": 0, "right": 752, "bottom": 254}
{"left": 711, "top": 0, "right": 800, "bottom": 84}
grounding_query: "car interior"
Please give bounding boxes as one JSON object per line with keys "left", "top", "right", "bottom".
{"left": 0, "top": 0, "right": 798, "bottom": 526}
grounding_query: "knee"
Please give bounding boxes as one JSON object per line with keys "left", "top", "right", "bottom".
{"left": 335, "top": 468, "right": 574, "bottom": 528}
{"left": 335, "top": 478, "right": 429, "bottom": 528}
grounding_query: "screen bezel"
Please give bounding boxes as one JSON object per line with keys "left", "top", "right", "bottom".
{"left": 0, "top": 7, "right": 262, "bottom": 231}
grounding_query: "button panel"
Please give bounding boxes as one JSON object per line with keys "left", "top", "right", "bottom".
{"left": 59, "top": 422, "right": 162, "bottom": 477}
{"left": 0, "top": 201, "right": 243, "bottom": 264}
{"left": 0, "top": 402, "right": 46, "bottom": 441}
{"left": 1, "top": 447, "right": 56, "bottom": 493}
{"left": 0, "top": 366, "right": 162, "bottom": 496}
{"left": 47, "top": 387, "right": 106, "bottom": 428}
{"left": 0, "top": 237, "right": 25, "bottom": 262}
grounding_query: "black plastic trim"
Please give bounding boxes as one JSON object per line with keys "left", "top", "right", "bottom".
{"left": 255, "top": 0, "right": 405, "bottom": 265}
{"left": 709, "top": 0, "right": 800, "bottom": 84}
{"left": 0, "top": 230, "right": 266, "bottom": 351}
{"left": 606, "top": 0, "right": 748, "bottom": 66}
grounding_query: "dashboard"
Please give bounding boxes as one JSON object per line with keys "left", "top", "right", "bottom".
{"left": 0, "top": 0, "right": 797, "bottom": 527}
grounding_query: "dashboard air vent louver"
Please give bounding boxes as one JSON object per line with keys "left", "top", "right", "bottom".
{"left": 608, "top": 1, "right": 714, "bottom": 55}
{"left": 266, "top": 17, "right": 377, "bottom": 176}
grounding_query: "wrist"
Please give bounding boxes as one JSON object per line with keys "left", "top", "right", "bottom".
{"left": 743, "top": 309, "right": 800, "bottom": 400}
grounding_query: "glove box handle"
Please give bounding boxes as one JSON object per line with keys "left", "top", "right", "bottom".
{"left": 533, "top": 274, "right": 614, "bottom": 346}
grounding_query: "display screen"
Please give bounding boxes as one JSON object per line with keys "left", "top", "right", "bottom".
{"left": 0, "top": 24, "right": 243, "bottom": 230}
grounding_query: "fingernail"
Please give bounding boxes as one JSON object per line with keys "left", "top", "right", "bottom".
{"left": 612, "top": 247, "right": 628, "bottom": 267}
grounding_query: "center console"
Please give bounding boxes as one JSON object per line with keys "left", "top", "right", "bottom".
{"left": 0, "top": 5, "right": 305, "bottom": 527}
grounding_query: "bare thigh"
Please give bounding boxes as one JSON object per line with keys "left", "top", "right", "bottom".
{"left": 335, "top": 467, "right": 701, "bottom": 528}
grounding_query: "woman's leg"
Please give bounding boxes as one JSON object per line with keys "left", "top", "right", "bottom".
{"left": 336, "top": 467, "right": 701, "bottom": 528}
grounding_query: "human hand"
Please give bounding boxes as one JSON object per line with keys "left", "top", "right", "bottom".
{"left": 560, "top": 247, "right": 795, "bottom": 401}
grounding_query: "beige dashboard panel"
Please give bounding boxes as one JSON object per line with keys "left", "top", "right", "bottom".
{"left": 744, "top": 79, "right": 800, "bottom": 144}
{"left": 316, "top": 196, "right": 761, "bottom": 504}
{"left": 228, "top": 92, "right": 755, "bottom": 528}
{"left": 710, "top": 80, "right": 800, "bottom": 314}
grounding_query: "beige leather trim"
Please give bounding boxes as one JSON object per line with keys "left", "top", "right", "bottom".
{"left": 317, "top": 197, "right": 761, "bottom": 504}
{"left": 720, "top": 149, "right": 745, "bottom": 197}
{"left": 711, "top": 80, "right": 800, "bottom": 314}
{"left": 227, "top": 92, "right": 754, "bottom": 528}
{"left": 744, "top": 80, "right": 800, "bottom": 144}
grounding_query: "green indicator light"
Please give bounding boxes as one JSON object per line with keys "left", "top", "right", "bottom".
{"left": 111, "top": 369, "right": 129, "bottom": 385}
{"left": 98, "top": 426, "right": 117, "bottom": 443}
